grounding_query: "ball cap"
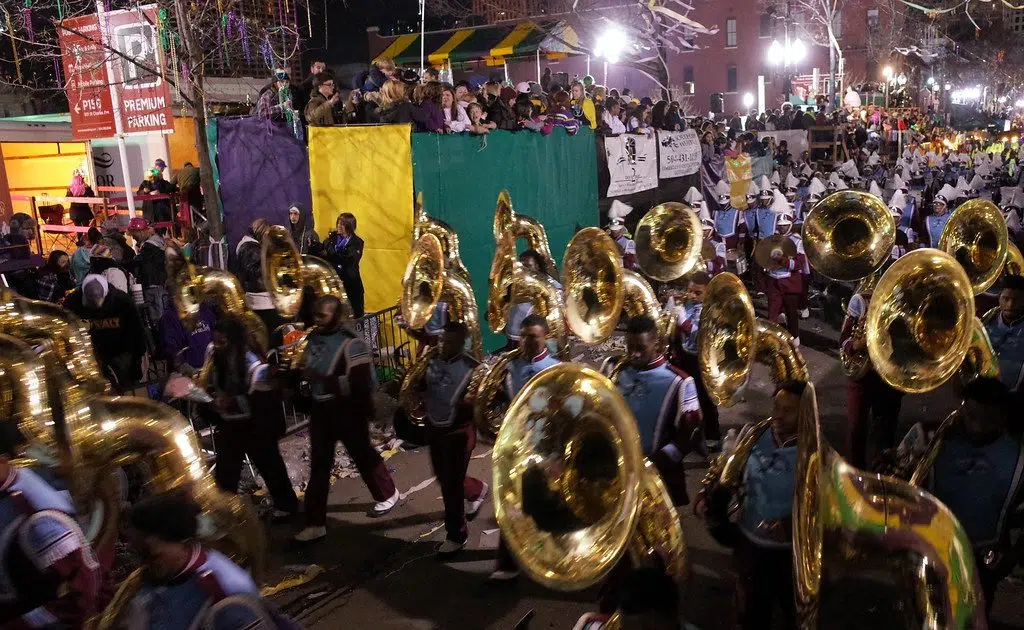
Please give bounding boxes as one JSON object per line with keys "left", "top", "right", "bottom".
{"left": 128, "top": 217, "right": 150, "bottom": 231}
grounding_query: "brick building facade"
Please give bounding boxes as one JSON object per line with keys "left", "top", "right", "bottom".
{"left": 368, "top": 0, "right": 918, "bottom": 113}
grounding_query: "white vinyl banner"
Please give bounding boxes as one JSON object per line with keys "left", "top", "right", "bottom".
{"left": 657, "top": 129, "right": 702, "bottom": 179}
{"left": 605, "top": 134, "right": 658, "bottom": 197}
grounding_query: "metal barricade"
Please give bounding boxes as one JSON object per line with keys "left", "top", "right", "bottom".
{"left": 355, "top": 304, "right": 414, "bottom": 387}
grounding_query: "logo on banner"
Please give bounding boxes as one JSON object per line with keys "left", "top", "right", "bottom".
{"left": 605, "top": 135, "right": 658, "bottom": 198}
{"left": 657, "top": 130, "right": 701, "bottom": 179}
{"left": 115, "top": 23, "right": 161, "bottom": 88}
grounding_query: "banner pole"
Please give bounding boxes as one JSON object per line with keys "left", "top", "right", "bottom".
{"left": 96, "top": 0, "right": 136, "bottom": 218}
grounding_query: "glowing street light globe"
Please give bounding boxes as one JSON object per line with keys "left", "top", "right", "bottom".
{"left": 791, "top": 39, "right": 806, "bottom": 64}
{"left": 883, "top": 66, "right": 894, "bottom": 79}
{"left": 594, "top": 27, "right": 629, "bottom": 64}
{"left": 742, "top": 93, "right": 755, "bottom": 109}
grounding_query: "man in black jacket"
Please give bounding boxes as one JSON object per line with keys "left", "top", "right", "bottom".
{"left": 66, "top": 274, "right": 147, "bottom": 392}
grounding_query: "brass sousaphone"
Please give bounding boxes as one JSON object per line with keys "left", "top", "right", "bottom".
{"left": 866, "top": 248, "right": 996, "bottom": 394}
{"left": 398, "top": 234, "right": 483, "bottom": 425}
{"left": 801, "top": 190, "right": 898, "bottom": 379}
{"left": 938, "top": 198, "right": 1009, "bottom": 295}
{"left": 793, "top": 381, "right": 986, "bottom": 628}
{"left": 493, "top": 363, "right": 686, "bottom": 591}
{"left": 634, "top": 202, "right": 704, "bottom": 281}
{"left": 166, "top": 242, "right": 269, "bottom": 353}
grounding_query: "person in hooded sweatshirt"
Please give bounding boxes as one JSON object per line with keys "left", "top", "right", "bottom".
{"left": 65, "top": 274, "right": 147, "bottom": 391}
{"left": 287, "top": 203, "right": 321, "bottom": 256}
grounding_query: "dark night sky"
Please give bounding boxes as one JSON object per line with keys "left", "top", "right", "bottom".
{"left": 304, "top": 0, "right": 454, "bottom": 66}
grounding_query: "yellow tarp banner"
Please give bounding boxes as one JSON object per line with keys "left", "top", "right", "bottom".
{"left": 308, "top": 125, "right": 414, "bottom": 313}
{"left": 725, "top": 154, "right": 753, "bottom": 210}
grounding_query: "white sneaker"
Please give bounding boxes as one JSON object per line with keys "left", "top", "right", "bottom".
{"left": 800, "top": 308, "right": 810, "bottom": 319}
{"left": 488, "top": 568, "right": 519, "bottom": 581}
{"left": 372, "top": 489, "right": 402, "bottom": 516}
{"left": 466, "top": 483, "right": 489, "bottom": 521}
{"left": 436, "top": 539, "right": 466, "bottom": 555}
{"left": 293, "top": 526, "right": 326, "bottom": 543}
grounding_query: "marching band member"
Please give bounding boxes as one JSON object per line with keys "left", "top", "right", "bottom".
{"left": 738, "top": 180, "right": 761, "bottom": 249}
{"left": 893, "top": 378, "right": 1021, "bottom": 615}
{"left": 295, "top": 295, "right": 401, "bottom": 543}
{"left": 827, "top": 171, "right": 849, "bottom": 192}
{"left": 745, "top": 179, "right": 774, "bottom": 241}
{"left": 202, "top": 318, "right": 298, "bottom": 519}
{"left": 840, "top": 272, "right": 905, "bottom": 468}
{"left": 868, "top": 180, "right": 884, "bottom": 200}
{"left": 491, "top": 313, "right": 561, "bottom": 581}
{"left": 607, "top": 200, "right": 637, "bottom": 271}
{"left": 684, "top": 186, "right": 710, "bottom": 222}
{"left": 784, "top": 172, "right": 800, "bottom": 204}
{"left": 502, "top": 249, "right": 563, "bottom": 352}
{"left": 697, "top": 380, "right": 807, "bottom": 630}
{"left": 763, "top": 194, "right": 806, "bottom": 344}
{"left": 888, "top": 189, "right": 918, "bottom": 248}
{"left": 615, "top": 315, "right": 701, "bottom": 505}
{"left": 985, "top": 275, "right": 1024, "bottom": 397}
{"left": 921, "top": 184, "right": 959, "bottom": 248}
{"left": 712, "top": 180, "right": 744, "bottom": 275}
{"left": 0, "top": 454, "right": 101, "bottom": 628}
{"left": 122, "top": 491, "right": 278, "bottom": 629}
{"left": 419, "top": 322, "right": 488, "bottom": 556}
{"left": 670, "top": 271, "right": 720, "bottom": 452}
{"left": 702, "top": 220, "right": 727, "bottom": 277}
{"left": 1001, "top": 190, "right": 1022, "bottom": 240}
{"left": 781, "top": 196, "right": 812, "bottom": 320}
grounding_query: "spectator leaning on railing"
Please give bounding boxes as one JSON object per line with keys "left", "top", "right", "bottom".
{"left": 305, "top": 70, "right": 340, "bottom": 126}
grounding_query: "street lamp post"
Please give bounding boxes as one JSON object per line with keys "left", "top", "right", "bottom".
{"left": 883, "top": 65, "right": 894, "bottom": 108}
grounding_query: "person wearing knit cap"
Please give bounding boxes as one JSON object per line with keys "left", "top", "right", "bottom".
{"left": 65, "top": 273, "right": 147, "bottom": 391}
{"left": 764, "top": 190, "right": 806, "bottom": 343}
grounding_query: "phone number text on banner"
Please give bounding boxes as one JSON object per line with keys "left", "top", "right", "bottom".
{"left": 657, "top": 129, "right": 701, "bottom": 179}
{"left": 605, "top": 134, "right": 658, "bottom": 197}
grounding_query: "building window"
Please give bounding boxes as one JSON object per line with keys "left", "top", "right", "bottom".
{"left": 684, "top": 65, "right": 695, "bottom": 83}
{"left": 760, "top": 13, "right": 773, "bottom": 38}
{"left": 727, "top": 19, "right": 737, "bottom": 47}
{"left": 867, "top": 8, "right": 879, "bottom": 34}
{"left": 727, "top": 66, "right": 738, "bottom": 92}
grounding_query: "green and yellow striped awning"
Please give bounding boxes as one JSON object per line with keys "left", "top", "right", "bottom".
{"left": 374, "top": 21, "right": 579, "bottom": 68}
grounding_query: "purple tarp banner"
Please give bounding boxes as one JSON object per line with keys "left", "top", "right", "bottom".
{"left": 216, "top": 117, "right": 312, "bottom": 248}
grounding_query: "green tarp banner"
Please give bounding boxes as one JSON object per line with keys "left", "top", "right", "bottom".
{"left": 412, "top": 127, "right": 599, "bottom": 351}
